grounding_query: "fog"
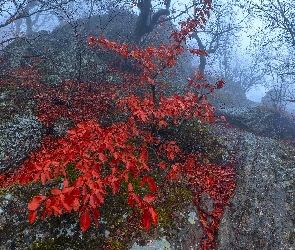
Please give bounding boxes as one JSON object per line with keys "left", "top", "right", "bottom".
{"left": 1, "top": 0, "right": 295, "bottom": 112}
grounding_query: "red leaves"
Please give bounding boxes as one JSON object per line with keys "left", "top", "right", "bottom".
{"left": 160, "top": 141, "right": 180, "bottom": 161}
{"left": 6, "top": 117, "right": 163, "bottom": 232}
{"left": 0, "top": 4, "right": 233, "bottom": 248}
{"left": 28, "top": 210, "right": 38, "bottom": 224}
{"left": 168, "top": 163, "right": 181, "bottom": 180}
{"left": 128, "top": 192, "right": 141, "bottom": 207}
{"left": 28, "top": 195, "right": 47, "bottom": 224}
{"left": 143, "top": 194, "right": 155, "bottom": 203}
{"left": 141, "top": 205, "right": 158, "bottom": 231}
{"left": 80, "top": 208, "right": 91, "bottom": 233}
{"left": 216, "top": 79, "right": 225, "bottom": 89}
{"left": 127, "top": 192, "right": 157, "bottom": 231}
{"left": 220, "top": 115, "right": 226, "bottom": 122}
{"left": 28, "top": 195, "right": 46, "bottom": 211}
{"left": 141, "top": 176, "right": 157, "bottom": 193}
{"left": 34, "top": 81, "right": 117, "bottom": 127}
{"left": 158, "top": 120, "right": 167, "bottom": 127}
{"left": 184, "top": 158, "right": 236, "bottom": 250}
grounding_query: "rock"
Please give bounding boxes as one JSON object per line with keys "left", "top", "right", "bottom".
{"left": 2, "top": 11, "right": 191, "bottom": 89}
{"left": 105, "top": 72, "right": 123, "bottom": 85}
{"left": 0, "top": 113, "right": 45, "bottom": 174}
{"left": 52, "top": 117, "right": 74, "bottom": 138}
{"left": 41, "top": 75, "right": 62, "bottom": 88}
{"left": 198, "top": 193, "right": 215, "bottom": 215}
{"left": 217, "top": 105, "right": 295, "bottom": 141}
{"left": 212, "top": 125, "right": 295, "bottom": 250}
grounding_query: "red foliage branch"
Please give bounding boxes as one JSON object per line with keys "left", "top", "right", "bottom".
{"left": 33, "top": 80, "right": 118, "bottom": 126}
{"left": 1, "top": 119, "right": 159, "bottom": 232}
{"left": 184, "top": 157, "right": 236, "bottom": 250}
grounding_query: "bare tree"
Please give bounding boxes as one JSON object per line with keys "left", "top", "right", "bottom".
{"left": 254, "top": 0, "right": 295, "bottom": 48}
{"left": 189, "top": 2, "right": 245, "bottom": 76}
{"left": 0, "top": 0, "right": 74, "bottom": 44}
{"left": 133, "top": 0, "right": 171, "bottom": 41}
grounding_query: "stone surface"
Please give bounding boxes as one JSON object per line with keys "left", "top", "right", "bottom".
{"left": 1, "top": 124, "right": 294, "bottom": 250}
{"left": 0, "top": 113, "right": 45, "bottom": 174}
{"left": 217, "top": 105, "right": 295, "bottom": 141}
{"left": 212, "top": 125, "right": 295, "bottom": 250}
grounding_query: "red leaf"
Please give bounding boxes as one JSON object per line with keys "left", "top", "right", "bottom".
{"left": 40, "top": 173, "right": 46, "bottom": 185}
{"left": 205, "top": 176, "right": 214, "bottom": 186}
{"left": 98, "top": 153, "right": 107, "bottom": 162}
{"left": 28, "top": 195, "right": 46, "bottom": 211}
{"left": 89, "top": 194, "right": 104, "bottom": 208}
{"left": 158, "top": 120, "right": 167, "bottom": 127}
{"left": 143, "top": 194, "right": 155, "bottom": 203}
{"left": 148, "top": 206, "right": 158, "bottom": 225}
{"left": 216, "top": 79, "right": 225, "bottom": 89}
{"left": 220, "top": 115, "right": 226, "bottom": 122}
{"left": 28, "top": 210, "right": 38, "bottom": 224}
{"left": 51, "top": 188, "right": 61, "bottom": 195}
{"left": 61, "top": 194, "right": 73, "bottom": 212}
{"left": 80, "top": 209, "right": 91, "bottom": 233}
{"left": 88, "top": 36, "right": 95, "bottom": 45}
{"left": 128, "top": 193, "right": 135, "bottom": 207}
{"left": 168, "top": 164, "right": 180, "bottom": 180}
{"left": 141, "top": 210, "right": 152, "bottom": 230}
{"left": 91, "top": 208, "right": 100, "bottom": 228}
{"left": 141, "top": 176, "right": 157, "bottom": 193}
{"left": 159, "top": 162, "right": 166, "bottom": 169}
{"left": 128, "top": 183, "right": 133, "bottom": 192}
{"left": 128, "top": 192, "right": 141, "bottom": 207}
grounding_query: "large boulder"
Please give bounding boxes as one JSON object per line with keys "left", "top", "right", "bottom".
{"left": 0, "top": 125, "right": 294, "bottom": 249}
{"left": 215, "top": 125, "right": 295, "bottom": 250}
{"left": 217, "top": 105, "right": 295, "bottom": 141}
{"left": 130, "top": 125, "right": 295, "bottom": 249}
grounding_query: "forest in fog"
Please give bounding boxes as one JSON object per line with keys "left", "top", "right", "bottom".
{"left": 1, "top": 0, "right": 295, "bottom": 111}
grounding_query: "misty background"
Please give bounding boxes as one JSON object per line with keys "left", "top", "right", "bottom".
{"left": 0, "top": 0, "right": 295, "bottom": 114}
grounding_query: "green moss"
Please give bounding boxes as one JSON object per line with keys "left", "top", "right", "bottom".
{"left": 0, "top": 83, "right": 35, "bottom": 122}
{"left": 287, "top": 232, "right": 295, "bottom": 244}
{"left": 27, "top": 233, "right": 104, "bottom": 250}
{"left": 65, "top": 163, "right": 81, "bottom": 185}
{"left": 156, "top": 182, "right": 194, "bottom": 231}
{"left": 108, "top": 239, "right": 124, "bottom": 250}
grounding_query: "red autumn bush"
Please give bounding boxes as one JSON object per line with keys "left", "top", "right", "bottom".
{"left": 0, "top": 1, "right": 235, "bottom": 249}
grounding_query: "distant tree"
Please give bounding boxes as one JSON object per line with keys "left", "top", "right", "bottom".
{"left": 189, "top": 1, "right": 245, "bottom": 77}
{"left": 234, "top": 0, "right": 295, "bottom": 107}
{"left": 253, "top": 0, "right": 295, "bottom": 48}
{"left": 0, "top": 0, "right": 75, "bottom": 47}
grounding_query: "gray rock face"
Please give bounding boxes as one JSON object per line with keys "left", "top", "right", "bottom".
{"left": 213, "top": 125, "right": 295, "bottom": 250}
{"left": 0, "top": 113, "right": 45, "bottom": 174}
{"left": 217, "top": 106, "right": 295, "bottom": 141}
{"left": 1, "top": 12, "right": 191, "bottom": 89}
